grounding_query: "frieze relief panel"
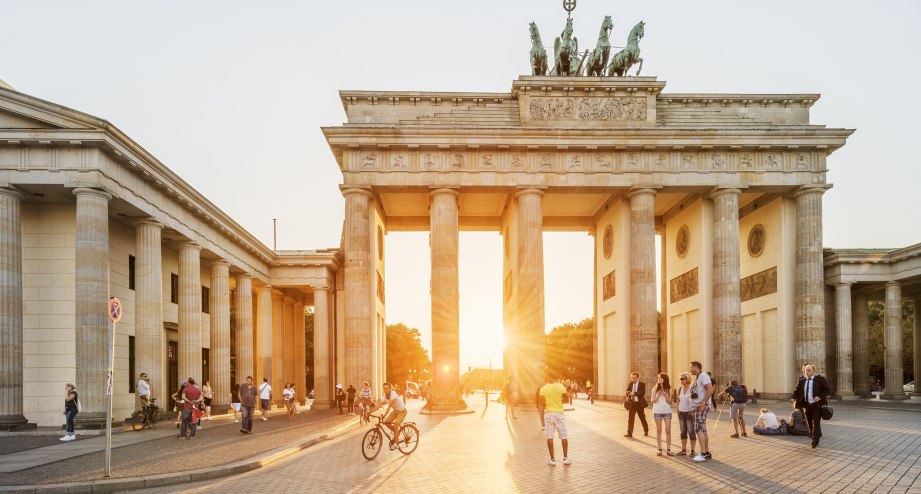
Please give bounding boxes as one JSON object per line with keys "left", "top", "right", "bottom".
{"left": 740, "top": 266, "right": 777, "bottom": 302}
{"left": 528, "top": 97, "right": 647, "bottom": 121}
{"left": 602, "top": 270, "right": 616, "bottom": 301}
{"left": 669, "top": 267, "right": 699, "bottom": 304}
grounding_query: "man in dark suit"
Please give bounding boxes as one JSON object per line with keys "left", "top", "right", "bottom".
{"left": 791, "top": 364, "right": 831, "bottom": 448}
{"left": 624, "top": 372, "right": 649, "bottom": 438}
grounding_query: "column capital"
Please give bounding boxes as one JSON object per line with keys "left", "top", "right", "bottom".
{"left": 791, "top": 184, "right": 832, "bottom": 199}
{"left": 132, "top": 218, "right": 163, "bottom": 230}
{"left": 293, "top": 302, "right": 304, "bottom": 310}
{"left": 209, "top": 260, "right": 231, "bottom": 269}
{"left": 177, "top": 242, "right": 201, "bottom": 252}
{"left": 72, "top": 187, "right": 112, "bottom": 201}
{"left": 835, "top": 282, "right": 853, "bottom": 289}
{"left": 885, "top": 280, "right": 901, "bottom": 287}
{"left": 429, "top": 187, "right": 460, "bottom": 198}
{"left": 514, "top": 187, "right": 546, "bottom": 199}
{"left": 340, "top": 185, "right": 373, "bottom": 199}
{"left": 235, "top": 273, "right": 254, "bottom": 281}
{"left": 312, "top": 284, "right": 330, "bottom": 292}
{"left": 256, "top": 285, "right": 273, "bottom": 293}
{"left": 709, "top": 187, "right": 743, "bottom": 199}
{"left": 271, "top": 289, "right": 285, "bottom": 299}
{"left": 0, "top": 187, "right": 24, "bottom": 201}
{"left": 626, "top": 187, "right": 658, "bottom": 199}
{"left": 284, "top": 296, "right": 295, "bottom": 305}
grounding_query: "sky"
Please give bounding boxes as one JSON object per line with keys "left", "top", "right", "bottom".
{"left": 3, "top": 1, "right": 920, "bottom": 371}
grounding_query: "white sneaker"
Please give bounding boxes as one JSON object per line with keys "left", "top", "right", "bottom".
{"left": 234, "top": 419, "right": 239, "bottom": 423}
{"left": 262, "top": 417, "right": 268, "bottom": 421}
{"left": 692, "top": 453, "right": 707, "bottom": 462}
{"left": 562, "top": 457, "right": 572, "bottom": 465}
{"left": 547, "top": 458, "right": 556, "bottom": 466}
{"left": 59, "top": 435, "right": 73, "bottom": 442}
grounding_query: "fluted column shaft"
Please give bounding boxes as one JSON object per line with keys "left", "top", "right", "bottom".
{"left": 514, "top": 188, "right": 545, "bottom": 405}
{"left": 0, "top": 188, "right": 29, "bottom": 429}
{"left": 853, "top": 293, "right": 870, "bottom": 397}
{"left": 234, "top": 275, "right": 254, "bottom": 383}
{"left": 914, "top": 299, "right": 920, "bottom": 397}
{"left": 711, "top": 188, "right": 742, "bottom": 385}
{"left": 209, "top": 261, "right": 231, "bottom": 409}
{"left": 294, "top": 302, "right": 306, "bottom": 404}
{"left": 73, "top": 188, "right": 112, "bottom": 425}
{"left": 835, "top": 283, "right": 855, "bottom": 398}
{"left": 313, "top": 286, "right": 331, "bottom": 406}
{"left": 283, "top": 297, "right": 295, "bottom": 386}
{"left": 178, "top": 243, "right": 202, "bottom": 384}
{"left": 430, "top": 189, "right": 463, "bottom": 410}
{"left": 883, "top": 282, "right": 907, "bottom": 399}
{"left": 255, "top": 286, "right": 273, "bottom": 383}
{"left": 794, "top": 187, "right": 827, "bottom": 371}
{"left": 628, "top": 189, "right": 658, "bottom": 392}
{"left": 271, "top": 290, "right": 285, "bottom": 404}
{"left": 134, "top": 220, "right": 164, "bottom": 404}
{"left": 342, "top": 188, "right": 373, "bottom": 390}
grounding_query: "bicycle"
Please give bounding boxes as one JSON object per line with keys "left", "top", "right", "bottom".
{"left": 361, "top": 414, "right": 419, "bottom": 460}
{"left": 358, "top": 399, "right": 372, "bottom": 426}
{"left": 129, "top": 398, "right": 160, "bottom": 431}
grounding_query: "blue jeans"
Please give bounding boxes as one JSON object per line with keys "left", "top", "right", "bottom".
{"left": 678, "top": 411, "right": 696, "bottom": 441}
{"left": 180, "top": 408, "right": 197, "bottom": 437}
{"left": 753, "top": 425, "right": 784, "bottom": 435}
{"left": 241, "top": 405, "right": 255, "bottom": 432}
{"left": 64, "top": 409, "right": 77, "bottom": 433}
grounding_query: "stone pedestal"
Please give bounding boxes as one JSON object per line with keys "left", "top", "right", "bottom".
{"left": 313, "top": 285, "right": 331, "bottom": 408}
{"left": 178, "top": 243, "right": 202, "bottom": 384}
{"left": 255, "top": 286, "right": 273, "bottom": 384}
{"left": 271, "top": 290, "right": 285, "bottom": 405}
{"left": 628, "top": 188, "right": 658, "bottom": 393}
{"left": 834, "top": 283, "right": 857, "bottom": 399}
{"left": 209, "top": 261, "right": 231, "bottom": 411}
{"left": 793, "top": 187, "right": 827, "bottom": 372}
{"left": 711, "top": 188, "right": 742, "bottom": 386}
{"left": 342, "top": 187, "right": 373, "bottom": 391}
{"left": 294, "top": 302, "right": 306, "bottom": 404}
{"left": 0, "top": 188, "right": 34, "bottom": 430}
{"left": 234, "top": 274, "right": 254, "bottom": 383}
{"left": 882, "top": 282, "right": 909, "bottom": 400}
{"left": 429, "top": 189, "right": 465, "bottom": 411}
{"left": 853, "top": 293, "right": 870, "bottom": 397}
{"left": 134, "top": 220, "right": 164, "bottom": 405}
{"left": 73, "top": 188, "right": 112, "bottom": 428}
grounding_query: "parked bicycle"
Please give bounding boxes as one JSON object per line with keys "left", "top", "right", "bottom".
{"left": 361, "top": 414, "right": 419, "bottom": 460}
{"left": 129, "top": 398, "right": 160, "bottom": 430}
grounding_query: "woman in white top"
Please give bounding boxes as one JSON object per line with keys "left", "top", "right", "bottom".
{"left": 202, "top": 381, "right": 213, "bottom": 421}
{"left": 753, "top": 408, "right": 783, "bottom": 435}
{"left": 651, "top": 372, "right": 674, "bottom": 456}
{"left": 283, "top": 383, "right": 296, "bottom": 420}
{"left": 676, "top": 372, "right": 697, "bottom": 456}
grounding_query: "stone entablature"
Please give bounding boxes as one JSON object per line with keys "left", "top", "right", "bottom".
{"left": 824, "top": 244, "right": 921, "bottom": 284}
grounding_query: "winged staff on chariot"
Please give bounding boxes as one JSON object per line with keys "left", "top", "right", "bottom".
{"left": 529, "top": 0, "right": 645, "bottom": 77}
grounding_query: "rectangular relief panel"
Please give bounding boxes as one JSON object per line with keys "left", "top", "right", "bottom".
{"left": 602, "top": 270, "right": 615, "bottom": 301}
{"left": 669, "top": 267, "right": 699, "bottom": 303}
{"left": 740, "top": 266, "right": 777, "bottom": 302}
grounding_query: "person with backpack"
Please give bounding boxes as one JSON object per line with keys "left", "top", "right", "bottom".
{"left": 718, "top": 380, "right": 748, "bottom": 438}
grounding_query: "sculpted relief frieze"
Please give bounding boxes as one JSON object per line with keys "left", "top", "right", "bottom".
{"left": 670, "top": 267, "right": 699, "bottom": 304}
{"left": 528, "top": 97, "right": 647, "bottom": 121}
{"left": 740, "top": 266, "right": 777, "bottom": 302}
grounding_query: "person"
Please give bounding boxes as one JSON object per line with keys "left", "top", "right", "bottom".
{"left": 377, "top": 382, "right": 407, "bottom": 450}
{"left": 689, "top": 361, "right": 714, "bottom": 462}
{"left": 347, "top": 384, "right": 357, "bottom": 415}
{"left": 335, "top": 384, "right": 346, "bottom": 414}
{"left": 651, "top": 372, "right": 674, "bottom": 456}
{"left": 60, "top": 383, "right": 78, "bottom": 442}
{"left": 624, "top": 372, "right": 649, "bottom": 438}
{"left": 535, "top": 384, "right": 546, "bottom": 430}
{"left": 230, "top": 383, "right": 241, "bottom": 422}
{"left": 179, "top": 377, "right": 203, "bottom": 439}
{"left": 540, "top": 373, "right": 571, "bottom": 466}
{"left": 201, "top": 380, "right": 213, "bottom": 421}
{"left": 171, "top": 379, "right": 188, "bottom": 428}
{"left": 136, "top": 372, "right": 151, "bottom": 404}
{"left": 586, "top": 379, "right": 593, "bottom": 404}
{"left": 283, "top": 383, "right": 296, "bottom": 420}
{"left": 676, "top": 372, "right": 697, "bottom": 456}
{"left": 717, "top": 380, "right": 748, "bottom": 438}
{"left": 259, "top": 377, "right": 272, "bottom": 421}
{"left": 753, "top": 407, "right": 783, "bottom": 435}
{"left": 504, "top": 376, "right": 518, "bottom": 419}
{"left": 239, "top": 376, "right": 257, "bottom": 434}
{"left": 788, "top": 401, "right": 810, "bottom": 436}
{"left": 359, "top": 381, "right": 373, "bottom": 418}
{"left": 791, "top": 363, "right": 830, "bottom": 448}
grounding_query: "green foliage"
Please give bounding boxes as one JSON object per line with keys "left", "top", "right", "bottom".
{"left": 305, "top": 308, "right": 314, "bottom": 389}
{"left": 545, "top": 317, "right": 594, "bottom": 384}
{"left": 386, "top": 323, "right": 432, "bottom": 388}
{"left": 461, "top": 368, "right": 504, "bottom": 391}
{"left": 867, "top": 301, "right": 915, "bottom": 385}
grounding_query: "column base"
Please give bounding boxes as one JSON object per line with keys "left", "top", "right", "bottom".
{"left": 880, "top": 393, "right": 911, "bottom": 401}
{"left": 834, "top": 393, "right": 860, "bottom": 401}
{"left": 311, "top": 400, "right": 334, "bottom": 410}
{"left": 209, "top": 404, "right": 230, "bottom": 415}
{"left": 420, "top": 399, "right": 472, "bottom": 415}
{"left": 73, "top": 413, "right": 116, "bottom": 430}
{"left": 0, "top": 415, "right": 36, "bottom": 431}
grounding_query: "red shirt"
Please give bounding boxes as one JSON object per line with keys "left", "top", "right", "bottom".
{"left": 182, "top": 386, "right": 201, "bottom": 409}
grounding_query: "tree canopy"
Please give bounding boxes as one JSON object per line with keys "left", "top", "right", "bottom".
{"left": 386, "top": 323, "right": 432, "bottom": 388}
{"left": 545, "top": 317, "right": 594, "bottom": 385}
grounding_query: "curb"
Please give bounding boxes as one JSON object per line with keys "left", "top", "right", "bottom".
{"left": 0, "top": 418, "right": 359, "bottom": 493}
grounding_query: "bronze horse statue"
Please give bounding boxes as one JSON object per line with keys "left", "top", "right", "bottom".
{"left": 553, "top": 18, "right": 580, "bottom": 76}
{"left": 529, "top": 22, "right": 548, "bottom": 76}
{"left": 584, "top": 15, "right": 613, "bottom": 77}
{"left": 607, "top": 20, "right": 644, "bottom": 77}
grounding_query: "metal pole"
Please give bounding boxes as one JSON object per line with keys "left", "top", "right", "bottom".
{"left": 273, "top": 218, "right": 277, "bottom": 250}
{"left": 105, "top": 318, "right": 115, "bottom": 477}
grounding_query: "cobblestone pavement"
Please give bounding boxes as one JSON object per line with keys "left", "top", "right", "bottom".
{"left": 135, "top": 396, "right": 921, "bottom": 494}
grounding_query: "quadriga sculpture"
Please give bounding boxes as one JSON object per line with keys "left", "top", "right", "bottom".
{"left": 607, "top": 20, "right": 644, "bottom": 77}
{"left": 553, "top": 18, "right": 581, "bottom": 76}
{"left": 584, "top": 15, "right": 613, "bottom": 77}
{"left": 529, "top": 22, "right": 548, "bottom": 76}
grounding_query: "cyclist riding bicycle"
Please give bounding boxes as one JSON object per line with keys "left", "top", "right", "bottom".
{"left": 376, "top": 382, "right": 407, "bottom": 449}
{"left": 359, "top": 381, "right": 373, "bottom": 416}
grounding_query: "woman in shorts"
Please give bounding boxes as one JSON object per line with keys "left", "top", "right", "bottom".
{"left": 283, "top": 383, "right": 296, "bottom": 420}
{"left": 230, "top": 383, "right": 242, "bottom": 422}
{"left": 202, "top": 380, "right": 213, "bottom": 421}
{"left": 651, "top": 372, "right": 674, "bottom": 456}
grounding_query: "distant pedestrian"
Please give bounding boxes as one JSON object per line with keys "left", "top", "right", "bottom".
{"left": 171, "top": 379, "right": 189, "bottom": 428}
{"left": 689, "top": 361, "right": 714, "bottom": 462}
{"left": 624, "top": 372, "right": 649, "bottom": 438}
{"left": 201, "top": 380, "right": 213, "bottom": 421}
{"left": 360, "top": 381, "right": 373, "bottom": 417}
{"left": 347, "top": 384, "right": 357, "bottom": 415}
{"left": 787, "top": 401, "right": 810, "bottom": 436}
{"left": 676, "top": 372, "right": 696, "bottom": 456}
{"left": 230, "top": 383, "right": 241, "bottom": 423}
{"left": 504, "top": 376, "right": 518, "bottom": 420}
{"left": 60, "top": 383, "right": 78, "bottom": 442}
{"left": 791, "top": 364, "right": 830, "bottom": 448}
{"left": 717, "top": 380, "right": 748, "bottom": 438}
{"left": 283, "top": 383, "right": 296, "bottom": 420}
{"left": 540, "top": 373, "right": 571, "bottom": 466}
{"left": 335, "top": 384, "right": 346, "bottom": 414}
{"left": 239, "top": 376, "right": 257, "bottom": 434}
{"left": 753, "top": 408, "right": 782, "bottom": 435}
{"left": 259, "top": 378, "right": 272, "bottom": 421}
{"left": 651, "top": 372, "right": 674, "bottom": 456}
{"left": 179, "top": 377, "right": 202, "bottom": 440}
{"left": 535, "top": 385, "right": 546, "bottom": 431}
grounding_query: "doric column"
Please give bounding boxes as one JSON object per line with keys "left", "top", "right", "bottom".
{"left": 429, "top": 188, "right": 464, "bottom": 410}
{"left": 914, "top": 299, "right": 920, "bottom": 397}
{"left": 134, "top": 220, "right": 164, "bottom": 405}
{"left": 342, "top": 187, "right": 373, "bottom": 391}
{"left": 835, "top": 283, "right": 856, "bottom": 399}
{"left": 882, "top": 282, "right": 908, "bottom": 400}
{"left": 271, "top": 290, "right": 285, "bottom": 404}
{"left": 793, "top": 187, "right": 827, "bottom": 371}
{"left": 294, "top": 301, "right": 306, "bottom": 404}
{"left": 177, "top": 243, "right": 202, "bottom": 384}
{"left": 283, "top": 296, "right": 295, "bottom": 387}
{"left": 234, "top": 274, "right": 254, "bottom": 383}
{"left": 512, "top": 188, "right": 546, "bottom": 405}
{"left": 853, "top": 293, "right": 870, "bottom": 397}
{"left": 209, "top": 261, "right": 231, "bottom": 411}
{"left": 711, "top": 188, "right": 742, "bottom": 386}
{"left": 628, "top": 188, "right": 658, "bottom": 393}
{"left": 313, "top": 285, "right": 331, "bottom": 407}
{"left": 73, "top": 187, "right": 112, "bottom": 427}
{"left": 255, "top": 286, "right": 273, "bottom": 383}
{"left": 0, "top": 188, "right": 32, "bottom": 430}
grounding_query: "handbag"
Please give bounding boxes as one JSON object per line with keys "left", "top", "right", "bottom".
{"left": 623, "top": 398, "right": 633, "bottom": 411}
{"left": 820, "top": 405, "right": 833, "bottom": 420}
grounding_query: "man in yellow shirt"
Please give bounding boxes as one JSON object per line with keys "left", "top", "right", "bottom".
{"left": 540, "top": 374, "right": 571, "bottom": 466}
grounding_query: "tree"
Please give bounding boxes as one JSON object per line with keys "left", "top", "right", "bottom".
{"left": 386, "top": 323, "right": 432, "bottom": 389}
{"left": 545, "top": 317, "right": 594, "bottom": 385}
{"left": 867, "top": 301, "right": 915, "bottom": 386}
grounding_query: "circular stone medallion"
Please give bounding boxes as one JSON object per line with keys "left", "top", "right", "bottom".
{"left": 748, "top": 224, "right": 766, "bottom": 258}
{"left": 603, "top": 225, "right": 613, "bottom": 259}
{"left": 676, "top": 225, "right": 690, "bottom": 258}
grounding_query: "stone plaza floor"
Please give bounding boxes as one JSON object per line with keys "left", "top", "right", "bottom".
{"left": 130, "top": 394, "right": 921, "bottom": 494}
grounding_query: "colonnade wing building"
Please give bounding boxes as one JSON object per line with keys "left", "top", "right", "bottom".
{"left": 0, "top": 83, "right": 343, "bottom": 429}
{"left": 322, "top": 75, "right": 856, "bottom": 406}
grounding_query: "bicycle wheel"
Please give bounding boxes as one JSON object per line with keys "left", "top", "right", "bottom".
{"left": 397, "top": 424, "right": 419, "bottom": 455}
{"left": 361, "top": 428, "right": 383, "bottom": 460}
{"left": 148, "top": 408, "right": 159, "bottom": 428}
{"left": 130, "top": 410, "right": 146, "bottom": 431}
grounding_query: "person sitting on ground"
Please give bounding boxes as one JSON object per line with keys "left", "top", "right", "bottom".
{"left": 753, "top": 408, "right": 783, "bottom": 435}
{"left": 788, "top": 401, "right": 811, "bottom": 436}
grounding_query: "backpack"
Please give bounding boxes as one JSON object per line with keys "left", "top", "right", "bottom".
{"left": 730, "top": 385, "right": 747, "bottom": 403}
